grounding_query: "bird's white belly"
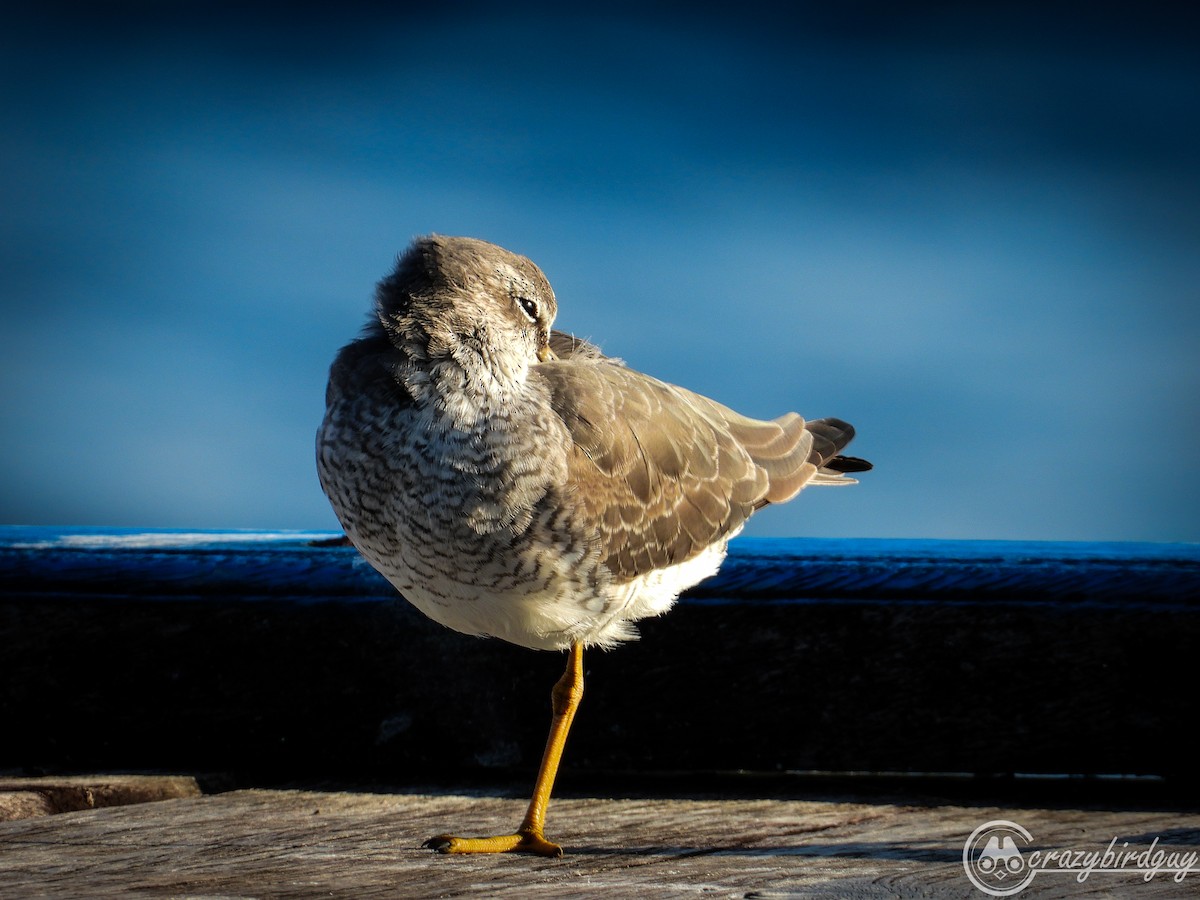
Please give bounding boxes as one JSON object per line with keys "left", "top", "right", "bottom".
{"left": 353, "top": 523, "right": 733, "bottom": 652}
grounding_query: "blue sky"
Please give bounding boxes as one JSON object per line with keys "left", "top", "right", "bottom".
{"left": 2, "top": 3, "right": 1197, "bottom": 542}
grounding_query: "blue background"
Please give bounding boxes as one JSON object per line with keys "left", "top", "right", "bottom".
{"left": 2, "top": 3, "right": 1197, "bottom": 541}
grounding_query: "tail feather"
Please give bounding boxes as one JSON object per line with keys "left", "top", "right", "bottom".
{"left": 737, "top": 415, "right": 871, "bottom": 504}
{"left": 825, "top": 454, "right": 873, "bottom": 473}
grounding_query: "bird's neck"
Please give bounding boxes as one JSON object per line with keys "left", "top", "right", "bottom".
{"left": 377, "top": 315, "right": 537, "bottom": 427}
{"left": 398, "top": 344, "right": 534, "bottom": 430}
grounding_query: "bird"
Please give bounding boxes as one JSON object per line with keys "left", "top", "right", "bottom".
{"left": 316, "top": 235, "right": 870, "bottom": 857}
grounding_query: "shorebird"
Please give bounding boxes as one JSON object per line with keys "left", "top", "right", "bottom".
{"left": 316, "top": 235, "right": 870, "bottom": 856}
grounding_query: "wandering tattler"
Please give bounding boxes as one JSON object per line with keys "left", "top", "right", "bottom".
{"left": 317, "top": 235, "right": 870, "bottom": 856}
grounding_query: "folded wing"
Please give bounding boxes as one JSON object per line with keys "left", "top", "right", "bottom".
{"left": 536, "top": 332, "right": 867, "bottom": 583}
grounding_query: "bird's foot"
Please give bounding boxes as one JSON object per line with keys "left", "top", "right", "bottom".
{"left": 422, "top": 829, "right": 564, "bottom": 857}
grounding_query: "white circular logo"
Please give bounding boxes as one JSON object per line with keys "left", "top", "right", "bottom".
{"left": 963, "top": 820, "right": 1036, "bottom": 896}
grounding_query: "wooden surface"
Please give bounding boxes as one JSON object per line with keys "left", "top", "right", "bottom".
{"left": 1, "top": 778, "right": 1198, "bottom": 898}
{"left": 0, "top": 774, "right": 201, "bottom": 821}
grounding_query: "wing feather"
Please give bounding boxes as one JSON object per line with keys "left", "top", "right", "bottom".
{"left": 534, "top": 335, "right": 864, "bottom": 583}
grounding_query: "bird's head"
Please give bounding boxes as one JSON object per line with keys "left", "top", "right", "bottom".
{"left": 375, "top": 235, "right": 558, "bottom": 381}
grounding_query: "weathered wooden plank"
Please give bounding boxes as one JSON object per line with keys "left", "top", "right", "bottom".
{"left": 0, "top": 784, "right": 1197, "bottom": 898}
{"left": 2, "top": 528, "right": 1198, "bottom": 786}
{"left": 0, "top": 774, "right": 202, "bottom": 821}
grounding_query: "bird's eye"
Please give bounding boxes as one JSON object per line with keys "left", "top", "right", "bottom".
{"left": 516, "top": 296, "right": 538, "bottom": 322}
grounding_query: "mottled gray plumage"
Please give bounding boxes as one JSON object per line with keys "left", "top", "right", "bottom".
{"left": 317, "top": 235, "right": 869, "bottom": 651}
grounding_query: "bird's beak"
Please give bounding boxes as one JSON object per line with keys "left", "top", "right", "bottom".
{"left": 537, "top": 345, "right": 557, "bottom": 363}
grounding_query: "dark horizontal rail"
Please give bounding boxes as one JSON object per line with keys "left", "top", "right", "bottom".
{"left": 2, "top": 526, "right": 1198, "bottom": 789}
{"left": 3, "top": 526, "right": 1197, "bottom": 606}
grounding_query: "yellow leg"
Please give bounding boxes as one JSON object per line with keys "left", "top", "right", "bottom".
{"left": 424, "top": 642, "right": 585, "bottom": 857}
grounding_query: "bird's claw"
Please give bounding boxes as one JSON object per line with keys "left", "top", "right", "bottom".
{"left": 422, "top": 831, "right": 564, "bottom": 857}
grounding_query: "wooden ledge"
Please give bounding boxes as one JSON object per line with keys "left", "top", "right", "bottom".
{"left": 1, "top": 784, "right": 1198, "bottom": 897}
{"left": 0, "top": 774, "right": 202, "bottom": 821}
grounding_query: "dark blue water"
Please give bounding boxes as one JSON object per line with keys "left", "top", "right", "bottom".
{"left": 2, "top": 5, "right": 1197, "bottom": 541}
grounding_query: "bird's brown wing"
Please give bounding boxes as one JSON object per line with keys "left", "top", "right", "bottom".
{"left": 534, "top": 344, "right": 859, "bottom": 583}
